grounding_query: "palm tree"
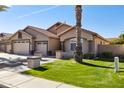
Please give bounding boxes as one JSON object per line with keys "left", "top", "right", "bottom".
{"left": 0, "top": 5, "right": 8, "bottom": 11}
{"left": 74, "top": 5, "right": 83, "bottom": 63}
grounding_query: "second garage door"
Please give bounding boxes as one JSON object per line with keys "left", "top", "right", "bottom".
{"left": 35, "top": 41, "right": 48, "bottom": 56}
{"left": 13, "top": 40, "right": 30, "bottom": 55}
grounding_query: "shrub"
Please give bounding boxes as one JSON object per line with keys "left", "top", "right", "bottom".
{"left": 83, "top": 54, "right": 95, "bottom": 59}
{"left": 100, "top": 52, "right": 113, "bottom": 58}
{"left": 111, "top": 38, "right": 124, "bottom": 44}
{"left": 48, "top": 51, "right": 52, "bottom": 56}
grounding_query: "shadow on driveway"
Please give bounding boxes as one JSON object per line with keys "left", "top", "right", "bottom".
{"left": 0, "top": 57, "right": 23, "bottom": 69}
{"left": 33, "top": 66, "right": 48, "bottom": 71}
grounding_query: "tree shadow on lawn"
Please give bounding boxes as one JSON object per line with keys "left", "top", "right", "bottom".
{"left": 94, "top": 58, "right": 124, "bottom": 63}
{"left": 118, "top": 71, "right": 124, "bottom": 73}
{"left": 80, "top": 61, "right": 124, "bottom": 69}
{"left": 117, "top": 69, "right": 124, "bottom": 73}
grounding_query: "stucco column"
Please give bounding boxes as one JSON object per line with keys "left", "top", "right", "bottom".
{"left": 60, "top": 41, "right": 64, "bottom": 52}
{"left": 88, "top": 40, "right": 93, "bottom": 53}
{"left": 31, "top": 37, "right": 35, "bottom": 55}
{"left": 11, "top": 41, "right": 13, "bottom": 53}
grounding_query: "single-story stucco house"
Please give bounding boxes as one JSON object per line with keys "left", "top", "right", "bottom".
{"left": 0, "top": 22, "right": 110, "bottom": 56}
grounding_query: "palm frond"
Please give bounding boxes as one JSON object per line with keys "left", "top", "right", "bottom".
{"left": 0, "top": 5, "right": 9, "bottom": 11}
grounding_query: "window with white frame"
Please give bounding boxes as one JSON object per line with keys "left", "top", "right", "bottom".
{"left": 70, "top": 38, "right": 83, "bottom": 51}
{"left": 70, "top": 38, "right": 76, "bottom": 51}
{"left": 70, "top": 42, "right": 76, "bottom": 51}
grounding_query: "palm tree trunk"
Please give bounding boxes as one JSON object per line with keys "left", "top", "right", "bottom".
{"left": 74, "top": 5, "right": 83, "bottom": 63}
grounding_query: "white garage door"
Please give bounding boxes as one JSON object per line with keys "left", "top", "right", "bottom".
{"left": 36, "top": 42, "right": 47, "bottom": 56}
{"left": 13, "top": 40, "right": 30, "bottom": 55}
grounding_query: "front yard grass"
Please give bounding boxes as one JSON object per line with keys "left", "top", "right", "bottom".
{"left": 23, "top": 59, "right": 124, "bottom": 88}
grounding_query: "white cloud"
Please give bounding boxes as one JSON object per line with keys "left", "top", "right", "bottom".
{"left": 17, "top": 5, "right": 60, "bottom": 19}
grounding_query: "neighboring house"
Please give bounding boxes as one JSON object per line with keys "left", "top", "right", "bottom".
{"left": 0, "top": 33, "right": 13, "bottom": 52}
{"left": 0, "top": 22, "right": 110, "bottom": 56}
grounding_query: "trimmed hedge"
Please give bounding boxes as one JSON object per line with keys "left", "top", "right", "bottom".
{"left": 99, "top": 52, "right": 113, "bottom": 58}
{"left": 83, "top": 54, "right": 95, "bottom": 59}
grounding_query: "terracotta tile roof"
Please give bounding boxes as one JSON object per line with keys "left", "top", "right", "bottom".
{"left": 57, "top": 24, "right": 109, "bottom": 42}
{"left": 47, "top": 22, "right": 62, "bottom": 31}
{"left": 27, "top": 26, "right": 59, "bottom": 39}
{"left": 47, "top": 22, "right": 72, "bottom": 34}
{"left": 81, "top": 29, "right": 110, "bottom": 42}
{"left": 57, "top": 26, "right": 75, "bottom": 36}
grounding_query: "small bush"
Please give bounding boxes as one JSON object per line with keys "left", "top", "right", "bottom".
{"left": 48, "top": 51, "right": 52, "bottom": 56}
{"left": 111, "top": 38, "right": 124, "bottom": 44}
{"left": 83, "top": 54, "right": 95, "bottom": 59}
{"left": 100, "top": 52, "right": 113, "bottom": 58}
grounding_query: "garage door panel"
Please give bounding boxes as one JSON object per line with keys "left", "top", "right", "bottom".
{"left": 13, "top": 40, "right": 30, "bottom": 55}
{"left": 36, "top": 42, "right": 47, "bottom": 56}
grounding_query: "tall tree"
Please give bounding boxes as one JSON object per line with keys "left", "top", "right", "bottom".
{"left": 0, "top": 5, "right": 8, "bottom": 11}
{"left": 74, "top": 5, "right": 83, "bottom": 63}
{"left": 119, "top": 34, "right": 124, "bottom": 39}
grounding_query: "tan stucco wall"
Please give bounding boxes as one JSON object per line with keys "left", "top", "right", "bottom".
{"left": 8, "top": 31, "right": 32, "bottom": 53}
{"left": 59, "top": 28, "right": 93, "bottom": 56}
{"left": 64, "top": 38, "right": 89, "bottom": 56}
{"left": 48, "top": 38, "right": 60, "bottom": 54}
{"left": 60, "top": 28, "right": 93, "bottom": 42}
{"left": 25, "top": 28, "right": 49, "bottom": 41}
{"left": 25, "top": 28, "right": 60, "bottom": 55}
{"left": 56, "top": 25, "right": 70, "bottom": 34}
{"left": 98, "top": 44, "right": 124, "bottom": 56}
{"left": 25, "top": 28, "right": 49, "bottom": 53}
{"left": 82, "top": 39, "right": 89, "bottom": 54}
{"left": 6, "top": 44, "right": 11, "bottom": 53}
{"left": 9, "top": 29, "right": 60, "bottom": 55}
{"left": 60, "top": 28, "right": 110, "bottom": 55}
{"left": 94, "top": 36, "right": 110, "bottom": 54}
{"left": 0, "top": 44, "right": 6, "bottom": 52}
{"left": 10, "top": 31, "right": 32, "bottom": 42}
{"left": 64, "top": 39, "right": 72, "bottom": 52}
{"left": 48, "top": 24, "right": 70, "bottom": 35}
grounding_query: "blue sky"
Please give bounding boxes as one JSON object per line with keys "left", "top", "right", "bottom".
{"left": 0, "top": 5, "right": 124, "bottom": 38}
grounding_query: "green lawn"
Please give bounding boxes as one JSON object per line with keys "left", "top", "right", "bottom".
{"left": 23, "top": 59, "right": 124, "bottom": 88}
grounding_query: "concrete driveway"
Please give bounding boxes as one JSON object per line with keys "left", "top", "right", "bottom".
{"left": 0, "top": 53, "right": 58, "bottom": 72}
{"left": 0, "top": 53, "right": 78, "bottom": 88}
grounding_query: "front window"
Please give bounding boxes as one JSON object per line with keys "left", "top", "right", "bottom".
{"left": 70, "top": 38, "right": 83, "bottom": 51}
{"left": 70, "top": 43, "right": 76, "bottom": 51}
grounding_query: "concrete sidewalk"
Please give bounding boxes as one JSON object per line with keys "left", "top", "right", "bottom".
{"left": 0, "top": 70, "right": 78, "bottom": 88}
{"left": 0, "top": 53, "right": 78, "bottom": 88}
